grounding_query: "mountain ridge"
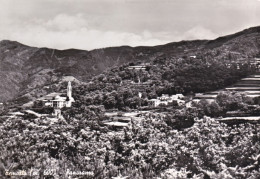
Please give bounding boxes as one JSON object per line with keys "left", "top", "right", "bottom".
{"left": 1, "top": 25, "right": 260, "bottom": 103}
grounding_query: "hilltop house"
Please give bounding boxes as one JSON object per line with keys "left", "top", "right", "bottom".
{"left": 127, "top": 65, "right": 147, "bottom": 70}
{"left": 148, "top": 94, "right": 185, "bottom": 107}
{"left": 37, "top": 81, "right": 75, "bottom": 109}
{"left": 126, "top": 63, "right": 151, "bottom": 70}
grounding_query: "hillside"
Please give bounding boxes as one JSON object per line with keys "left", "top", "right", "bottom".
{"left": 1, "top": 26, "right": 260, "bottom": 103}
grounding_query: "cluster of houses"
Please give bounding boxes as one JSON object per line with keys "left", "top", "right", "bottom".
{"left": 35, "top": 80, "right": 187, "bottom": 119}
{"left": 148, "top": 94, "right": 185, "bottom": 107}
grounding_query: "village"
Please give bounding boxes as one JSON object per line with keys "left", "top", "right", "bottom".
{"left": 4, "top": 80, "right": 188, "bottom": 130}
{"left": 3, "top": 57, "right": 260, "bottom": 130}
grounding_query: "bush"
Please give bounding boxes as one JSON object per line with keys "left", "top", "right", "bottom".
{"left": 0, "top": 113, "right": 259, "bottom": 178}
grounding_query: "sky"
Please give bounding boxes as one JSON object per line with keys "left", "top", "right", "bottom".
{"left": 0, "top": 0, "right": 260, "bottom": 50}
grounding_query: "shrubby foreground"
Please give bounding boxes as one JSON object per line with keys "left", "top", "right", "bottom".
{"left": 0, "top": 111, "right": 259, "bottom": 179}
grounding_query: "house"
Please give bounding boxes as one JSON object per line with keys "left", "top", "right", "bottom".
{"left": 104, "top": 114, "right": 132, "bottom": 130}
{"left": 127, "top": 65, "right": 147, "bottom": 70}
{"left": 126, "top": 63, "right": 150, "bottom": 71}
{"left": 103, "top": 121, "right": 129, "bottom": 130}
{"left": 149, "top": 99, "right": 167, "bottom": 107}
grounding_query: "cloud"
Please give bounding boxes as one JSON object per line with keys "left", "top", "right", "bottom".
{"left": 1, "top": 0, "right": 259, "bottom": 50}
{"left": 0, "top": 13, "right": 169, "bottom": 50}
{"left": 159, "top": 26, "right": 218, "bottom": 43}
{"left": 0, "top": 12, "right": 219, "bottom": 50}
{"left": 182, "top": 26, "right": 218, "bottom": 40}
{"left": 45, "top": 14, "right": 88, "bottom": 31}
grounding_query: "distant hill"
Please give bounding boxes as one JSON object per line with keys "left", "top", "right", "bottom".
{"left": 1, "top": 26, "right": 260, "bottom": 103}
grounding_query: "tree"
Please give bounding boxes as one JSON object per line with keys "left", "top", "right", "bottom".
{"left": 216, "top": 91, "right": 245, "bottom": 111}
{"left": 104, "top": 95, "right": 116, "bottom": 109}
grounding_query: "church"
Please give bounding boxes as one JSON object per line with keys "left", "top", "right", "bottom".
{"left": 38, "top": 81, "right": 75, "bottom": 109}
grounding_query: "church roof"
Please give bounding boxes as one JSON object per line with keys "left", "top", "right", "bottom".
{"left": 38, "top": 92, "right": 66, "bottom": 101}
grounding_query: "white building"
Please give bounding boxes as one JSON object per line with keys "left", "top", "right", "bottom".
{"left": 38, "top": 81, "right": 75, "bottom": 109}
{"left": 148, "top": 94, "right": 185, "bottom": 107}
{"left": 127, "top": 65, "right": 147, "bottom": 70}
{"left": 190, "top": 55, "right": 197, "bottom": 59}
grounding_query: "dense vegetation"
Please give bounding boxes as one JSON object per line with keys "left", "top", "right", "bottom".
{"left": 71, "top": 57, "right": 257, "bottom": 110}
{"left": 0, "top": 107, "right": 259, "bottom": 178}
{"left": 194, "top": 91, "right": 260, "bottom": 118}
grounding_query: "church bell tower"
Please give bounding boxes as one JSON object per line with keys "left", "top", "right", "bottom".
{"left": 67, "top": 81, "right": 72, "bottom": 99}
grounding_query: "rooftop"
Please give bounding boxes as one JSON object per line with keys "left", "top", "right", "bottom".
{"left": 104, "top": 121, "right": 129, "bottom": 127}
{"left": 38, "top": 92, "right": 66, "bottom": 100}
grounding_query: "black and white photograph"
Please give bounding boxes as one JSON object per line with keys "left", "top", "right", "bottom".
{"left": 1, "top": 0, "right": 260, "bottom": 178}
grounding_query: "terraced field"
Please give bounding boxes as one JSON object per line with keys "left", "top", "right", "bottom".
{"left": 194, "top": 72, "right": 260, "bottom": 101}
{"left": 194, "top": 72, "right": 260, "bottom": 122}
